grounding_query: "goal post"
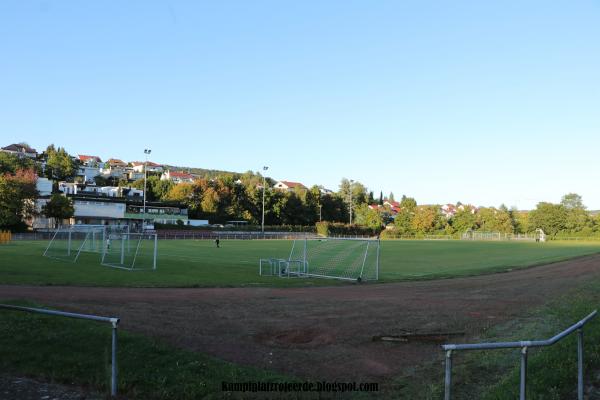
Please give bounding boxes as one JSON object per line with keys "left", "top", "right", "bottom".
{"left": 260, "top": 237, "right": 380, "bottom": 282}
{"left": 101, "top": 232, "right": 157, "bottom": 271}
{"left": 43, "top": 225, "right": 106, "bottom": 262}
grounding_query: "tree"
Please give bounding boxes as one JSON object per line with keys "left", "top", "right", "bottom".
{"left": 42, "top": 193, "right": 74, "bottom": 228}
{"left": 388, "top": 192, "right": 395, "bottom": 202}
{"left": 354, "top": 204, "right": 383, "bottom": 229}
{"left": 561, "top": 193, "right": 585, "bottom": 210}
{"left": 450, "top": 208, "right": 477, "bottom": 233}
{"left": 529, "top": 202, "right": 568, "bottom": 236}
{"left": 0, "top": 152, "right": 35, "bottom": 174}
{"left": 400, "top": 195, "right": 417, "bottom": 211}
{"left": 44, "top": 145, "right": 76, "bottom": 181}
{"left": 411, "top": 205, "right": 444, "bottom": 234}
{"left": 0, "top": 169, "right": 38, "bottom": 230}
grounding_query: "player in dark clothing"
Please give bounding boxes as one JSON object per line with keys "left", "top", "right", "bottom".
{"left": 215, "top": 238, "right": 220, "bottom": 248}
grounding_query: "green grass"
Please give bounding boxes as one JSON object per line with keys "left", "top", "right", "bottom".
{"left": 1, "top": 239, "right": 600, "bottom": 287}
{"left": 0, "top": 301, "right": 296, "bottom": 399}
{"left": 395, "top": 282, "right": 600, "bottom": 400}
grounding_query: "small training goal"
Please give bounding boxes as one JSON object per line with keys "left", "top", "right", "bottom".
{"left": 43, "top": 225, "right": 157, "bottom": 270}
{"left": 461, "top": 228, "right": 546, "bottom": 242}
{"left": 101, "top": 232, "right": 157, "bottom": 271}
{"left": 260, "top": 237, "right": 380, "bottom": 282}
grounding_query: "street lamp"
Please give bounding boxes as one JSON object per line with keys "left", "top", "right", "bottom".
{"left": 261, "top": 166, "right": 268, "bottom": 233}
{"left": 143, "top": 149, "right": 151, "bottom": 231}
{"left": 319, "top": 204, "right": 322, "bottom": 222}
{"left": 349, "top": 179, "right": 354, "bottom": 225}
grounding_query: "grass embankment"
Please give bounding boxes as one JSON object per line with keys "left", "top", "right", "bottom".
{"left": 0, "top": 240, "right": 599, "bottom": 287}
{"left": 397, "top": 282, "right": 600, "bottom": 399}
{"left": 0, "top": 301, "right": 295, "bottom": 399}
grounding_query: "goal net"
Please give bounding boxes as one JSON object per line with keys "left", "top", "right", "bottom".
{"left": 461, "top": 229, "right": 546, "bottom": 242}
{"left": 260, "top": 237, "right": 380, "bottom": 282}
{"left": 101, "top": 232, "right": 157, "bottom": 270}
{"left": 43, "top": 225, "right": 106, "bottom": 262}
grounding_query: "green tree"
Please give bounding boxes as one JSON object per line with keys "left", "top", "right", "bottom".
{"left": 529, "top": 202, "right": 568, "bottom": 236}
{"left": 0, "top": 152, "right": 35, "bottom": 174}
{"left": 353, "top": 204, "right": 383, "bottom": 229}
{"left": 0, "top": 169, "right": 38, "bottom": 230}
{"left": 42, "top": 193, "right": 75, "bottom": 228}
{"left": 44, "top": 145, "right": 76, "bottom": 181}
{"left": 400, "top": 195, "right": 417, "bottom": 211}
{"left": 411, "top": 205, "right": 444, "bottom": 234}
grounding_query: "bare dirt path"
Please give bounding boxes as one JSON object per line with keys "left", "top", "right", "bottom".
{"left": 1, "top": 255, "right": 599, "bottom": 386}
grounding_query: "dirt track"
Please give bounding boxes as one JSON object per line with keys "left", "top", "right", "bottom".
{"left": 1, "top": 255, "right": 600, "bottom": 385}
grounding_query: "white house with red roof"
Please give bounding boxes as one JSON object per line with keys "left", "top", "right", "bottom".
{"left": 78, "top": 155, "right": 103, "bottom": 166}
{"left": 131, "top": 161, "right": 163, "bottom": 173}
{"left": 160, "top": 170, "right": 195, "bottom": 184}
{"left": 273, "top": 180, "right": 307, "bottom": 192}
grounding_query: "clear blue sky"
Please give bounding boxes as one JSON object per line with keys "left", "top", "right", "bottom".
{"left": 1, "top": 1, "right": 599, "bottom": 209}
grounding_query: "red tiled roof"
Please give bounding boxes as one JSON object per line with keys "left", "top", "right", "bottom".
{"left": 168, "top": 171, "right": 193, "bottom": 179}
{"left": 280, "top": 181, "right": 306, "bottom": 188}
{"left": 78, "top": 155, "right": 102, "bottom": 162}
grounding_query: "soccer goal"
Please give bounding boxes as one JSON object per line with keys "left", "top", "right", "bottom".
{"left": 43, "top": 225, "right": 106, "bottom": 262}
{"left": 101, "top": 232, "right": 157, "bottom": 271}
{"left": 260, "top": 237, "right": 380, "bottom": 282}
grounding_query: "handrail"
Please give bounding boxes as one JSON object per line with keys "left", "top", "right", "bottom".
{"left": 0, "top": 304, "right": 120, "bottom": 397}
{"left": 441, "top": 310, "right": 597, "bottom": 400}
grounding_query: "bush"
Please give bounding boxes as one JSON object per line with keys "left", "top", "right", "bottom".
{"left": 315, "top": 221, "right": 381, "bottom": 237}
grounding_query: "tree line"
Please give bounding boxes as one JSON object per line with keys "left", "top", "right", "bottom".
{"left": 0, "top": 145, "right": 599, "bottom": 237}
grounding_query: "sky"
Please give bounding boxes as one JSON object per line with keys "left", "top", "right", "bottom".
{"left": 1, "top": 1, "right": 599, "bottom": 210}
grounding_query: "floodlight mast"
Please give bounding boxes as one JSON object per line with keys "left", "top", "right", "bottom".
{"left": 349, "top": 179, "right": 354, "bottom": 225}
{"left": 262, "top": 166, "right": 268, "bottom": 234}
{"left": 143, "top": 149, "right": 151, "bottom": 231}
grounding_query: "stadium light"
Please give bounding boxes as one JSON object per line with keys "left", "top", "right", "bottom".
{"left": 349, "top": 179, "right": 354, "bottom": 225}
{"left": 262, "top": 166, "right": 268, "bottom": 234}
{"left": 143, "top": 149, "right": 151, "bottom": 231}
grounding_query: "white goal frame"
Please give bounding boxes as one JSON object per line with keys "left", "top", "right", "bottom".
{"left": 43, "top": 225, "right": 107, "bottom": 262}
{"left": 100, "top": 232, "right": 158, "bottom": 271}
{"left": 260, "top": 237, "right": 380, "bottom": 282}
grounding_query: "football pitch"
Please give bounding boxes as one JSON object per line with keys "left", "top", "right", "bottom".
{"left": 1, "top": 239, "right": 600, "bottom": 287}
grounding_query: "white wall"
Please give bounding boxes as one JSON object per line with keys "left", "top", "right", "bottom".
{"left": 74, "top": 200, "right": 126, "bottom": 219}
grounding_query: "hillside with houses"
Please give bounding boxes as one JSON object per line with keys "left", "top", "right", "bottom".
{"left": 1, "top": 142, "right": 599, "bottom": 238}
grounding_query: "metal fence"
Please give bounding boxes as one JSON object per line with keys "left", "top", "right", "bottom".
{"left": 0, "top": 304, "right": 120, "bottom": 397}
{"left": 441, "top": 310, "right": 597, "bottom": 400}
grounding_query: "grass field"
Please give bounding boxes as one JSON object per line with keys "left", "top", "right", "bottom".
{"left": 1, "top": 239, "right": 600, "bottom": 287}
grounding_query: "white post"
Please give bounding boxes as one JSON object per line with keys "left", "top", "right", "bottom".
{"left": 153, "top": 234, "right": 157, "bottom": 270}
{"left": 143, "top": 149, "right": 151, "bottom": 232}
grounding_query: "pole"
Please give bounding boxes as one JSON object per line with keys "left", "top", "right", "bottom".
{"left": 444, "top": 350, "right": 452, "bottom": 400}
{"left": 261, "top": 166, "right": 268, "bottom": 234}
{"left": 520, "top": 347, "right": 528, "bottom": 400}
{"left": 349, "top": 180, "right": 354, "bottom": 225}
{"left": 111, "top": 322, "right": 118, "bottom": 397}
{"left": 578, "top": 329, "right": 584, "bottom": 400}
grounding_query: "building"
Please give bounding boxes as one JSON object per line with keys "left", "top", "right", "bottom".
{"left": 32, "top": 194, "right": 188, "bottom": 230}
{"left": 106, "top": 158, "right": 127, "bottom": 168}
{"left": 160, "top": 170, "right": 195, "bottom": 184}
{"left": 131, "top": 161, "right": 163, "bottom": 173}
{"left": 273, "top": 180, "right": 307, "bottom": 192}
{"left": 1, "top": 143, "right": 37, "bottom": 158}
{"left": 36, "top": 177, "right": 53, "bottom": 196}
{"left": 78, "top": 155, "right": 103, "bottom": 166}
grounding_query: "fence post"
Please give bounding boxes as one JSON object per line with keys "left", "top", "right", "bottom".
{"left": 111, "top": 320, "right": 118, "bottom": 397}
{"left": 520, "top": 347, "right": 528, "bottom": 400}
{"left": 444, "top": 350, "right": 452, "bottom": 400}
{"left": 578, "top": 328, "right": 584, "bottom": 400}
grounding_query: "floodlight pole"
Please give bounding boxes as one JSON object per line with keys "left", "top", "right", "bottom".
{"left": 143, "top": 149, "right": 151, "bottom": 231}
{"left": 349, "top": 179, "right": 354, "bottom": 225}
{"left": 261, "top": 166, "right": 268, "bottom": 234}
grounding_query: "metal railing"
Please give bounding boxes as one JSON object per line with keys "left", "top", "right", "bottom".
{"left": 0, "top": 304, "right": 120, "bottom": 397}
{"left": 441, "top": 310, "right": 597, "bottom": 400}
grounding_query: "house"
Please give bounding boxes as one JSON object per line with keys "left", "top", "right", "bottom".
{"left": 1, "top": 143, "right": 37, "bottom": 158}
{"left": 36, "top": 177, "right": 53, "bottom": 196}
{"left": 160, "top": 170, "right": 195, "bottom": 184}
{"left": 131, "top": 161, "right": 163, "bottom": 173}
{"left": 383, "top": 200, "right": 401, "bottom": 214}
{"left": 76, "top": 165, "right": 100, "bottom": 184}
{"left": 273, "top": 180, "right": 307, "bottom": 192}
{"left": 441, "top": 204, "right": 458, "bottom": 219}
{"left": 78, "top": 155, "right": 103, "bottom": 167}
{"left": 106, "top": 158, "right": 127, "bottom": 168}
{"left": 319, "top": 186, "right": 334, "bottom": 195}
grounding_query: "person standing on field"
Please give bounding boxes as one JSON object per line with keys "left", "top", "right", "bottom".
{"left": 215, "top": 237, "right": 220, "bottom": 248}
